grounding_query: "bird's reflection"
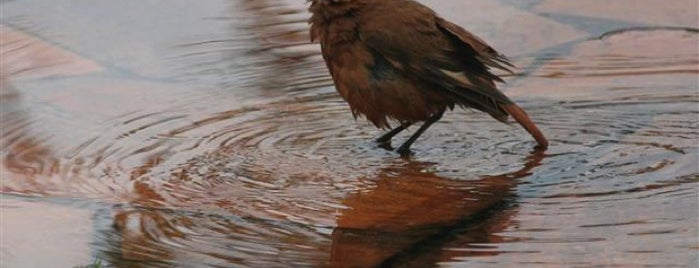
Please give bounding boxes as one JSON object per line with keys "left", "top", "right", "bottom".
{"left": 97, "top": 151, "right": 544, "bottom": 267}
{"left": 330, "top": 151, "right": 544, "bottom": 267}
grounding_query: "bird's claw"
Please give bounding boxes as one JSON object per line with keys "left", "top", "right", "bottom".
{"left": 396, "top": 147, "right": 413, "bottom": 157}
{"left": 375, "top": 137, "right": 391, "bottom": 144}
{"left": 377, "top": 141, "right": 394, "bottom": 151}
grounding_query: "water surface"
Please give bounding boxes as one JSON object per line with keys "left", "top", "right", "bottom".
{"left": 1, "top": 0, "right": 697, "bottom": 267}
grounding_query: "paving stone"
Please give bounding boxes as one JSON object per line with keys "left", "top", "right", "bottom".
{"left": 0, "top": 0, "right": 233, "bottom": 80}
{"left": 535, "top": 0, "right": 699, "bottom": 28}
{"left": 424, "top": 0, "right": 589, "bottom": 56}
{"left": 0, "top": 25, "right": 103, "bottom": 82}
{"left": 508, "top": 28, "right": 698, "bottom": 99}
{"left": 0, "top": 198, "right": 94, "bottom": 268}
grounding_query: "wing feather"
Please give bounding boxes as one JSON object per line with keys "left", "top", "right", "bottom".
{"left": 357, "top": 12, "right": 514, "bottom": 119}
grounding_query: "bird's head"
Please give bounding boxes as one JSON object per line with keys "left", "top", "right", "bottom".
{"left": 309, "top": 0, "right": 356, "bottom": 5}
{"left": 308, "top": 0, "right": 366, "bottom": 19}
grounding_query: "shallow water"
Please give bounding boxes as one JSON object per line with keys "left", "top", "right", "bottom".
{"left": 1, "top": 0, "right": 698, "bottom": 267}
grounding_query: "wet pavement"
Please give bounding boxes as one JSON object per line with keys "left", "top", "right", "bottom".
{"left": 1, "top": 0, "right": 698, "bottom": 267}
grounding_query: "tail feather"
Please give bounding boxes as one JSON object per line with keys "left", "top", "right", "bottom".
{"left": 500, "top": 104, "right": 549, "bottom": 149}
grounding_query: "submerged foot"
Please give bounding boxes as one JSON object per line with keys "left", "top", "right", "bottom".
{"left": 377, "top": 141, "right": 394, "bottom": 151}
{"left": 376, "top": 136, "right": 391, "bottom": 144}
{"left": 396, "top": 146, "right": 413, "bottom": 156}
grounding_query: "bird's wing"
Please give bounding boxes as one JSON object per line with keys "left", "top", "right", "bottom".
{"left": 435, "top": 18, "right": 514, "bottom": 74}
{"left": 358, "top": 13, "right": 514, "bottom": 112}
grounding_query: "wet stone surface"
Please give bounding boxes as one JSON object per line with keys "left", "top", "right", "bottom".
{"left": 1, "top": 0, "right": 698, "bottom": 267}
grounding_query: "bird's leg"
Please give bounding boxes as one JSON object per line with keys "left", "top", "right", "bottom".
{"left": 376, "top": 123, "right": 412, "bottom": 144}
{"left": 396, "top": 111, "right": 444, "bottom": 156}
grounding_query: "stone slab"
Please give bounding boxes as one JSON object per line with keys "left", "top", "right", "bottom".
{"left": 535, "top": 0, "right": 699, "bottom": 28}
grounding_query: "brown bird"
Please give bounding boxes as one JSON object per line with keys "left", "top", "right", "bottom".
{"left": 308, "top": 0, "right": 549, "bottom": 155}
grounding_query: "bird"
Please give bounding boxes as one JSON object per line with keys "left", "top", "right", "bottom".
{"left": 308, "top": 0, "right": 549, "bottom": 155}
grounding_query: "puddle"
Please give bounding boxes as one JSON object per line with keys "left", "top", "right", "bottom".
{"left": 1, "top": 0, "right": 697, "bottom": 267}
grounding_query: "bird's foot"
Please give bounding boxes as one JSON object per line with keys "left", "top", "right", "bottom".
{"left": 377, "top": 141, "right": 394, "bottom": 151}
{"left": 376, "top": 136, "right": 391, "bottom": 144}
{"left": 375, "top": 134, "right": 393, "bottom": 143}
{"left": 376, "top": 124, "right": 410, "bottom": 144}
{"left": 396, "top": 146, "right": 413, "bottom": 157}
